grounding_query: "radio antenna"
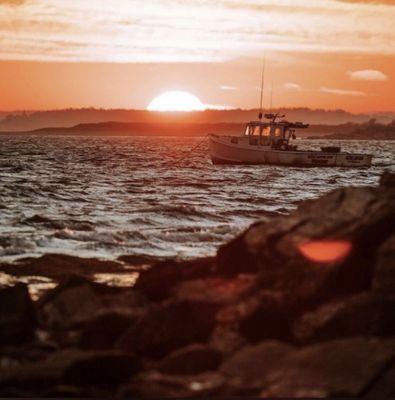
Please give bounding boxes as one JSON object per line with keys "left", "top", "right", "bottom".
{"left": 269, "top": 80, "right": 274, "bottom": 112}
{"left": 258, "top": 55, "right": 266, "bottom": 121}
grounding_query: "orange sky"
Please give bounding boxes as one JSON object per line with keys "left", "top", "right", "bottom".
{"left": 0, "top": 0, "right": 394, "bottom": 112}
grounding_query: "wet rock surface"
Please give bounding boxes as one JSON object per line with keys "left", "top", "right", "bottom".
{"left": 0, "top": 172, "right": 394, "bottom": 397}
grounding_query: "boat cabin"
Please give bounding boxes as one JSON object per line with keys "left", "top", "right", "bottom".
{"left": 244, "top": 114, "right": 309, "bottom": 150}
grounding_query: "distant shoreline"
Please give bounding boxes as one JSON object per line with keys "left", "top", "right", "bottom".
{"left": 1, "top": 120, "right": 394, "bottom": 140}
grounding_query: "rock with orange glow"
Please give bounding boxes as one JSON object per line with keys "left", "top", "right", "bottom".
{"left": 216, "top": 173, "right": 395, "bottom": 303}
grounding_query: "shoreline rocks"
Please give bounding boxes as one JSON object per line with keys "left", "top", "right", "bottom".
{"left": 0, "top": 172, "right": 394, "bottom": 397}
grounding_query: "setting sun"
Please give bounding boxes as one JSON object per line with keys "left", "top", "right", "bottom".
{"left": 147, "top": 91, "right": 205, "bottom": 112}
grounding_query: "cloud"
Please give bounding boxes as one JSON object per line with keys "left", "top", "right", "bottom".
{"left": 0, "top": 0, "right": 395, "bottom": 62}
{"left": 320, "top": 87, "right": 367, "bottom": 96}
{"left": 0, "top": 0, "right": 25, "bottom": 4}
{"left": 219, "top": 85, "right": 238, "bottom": 90}
{"left": 347, "top": 69, "right": 388, "bottom": 81}
{"left": 283, "top": 83, "right": 302, "bottom": 91}
{"left": 337, "top": 0, "right": 395, "bottom": 5}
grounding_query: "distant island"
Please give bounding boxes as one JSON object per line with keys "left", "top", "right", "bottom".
{"left": 308, "top": 119, "right": 395, "bottom": 140}
{"left": 1, "top": 107, "right": 395, "bottom": 133}
{"left": 1, "top": 118, "right": 394, "bottom": 140}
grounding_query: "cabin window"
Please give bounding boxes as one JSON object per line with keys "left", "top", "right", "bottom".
{"left": 244, "top": 126, "right": 250, "bottom": 136}
{"left": 262, "top": 127, "right": 270, "bottom": 136}
{"left": 274, "top": 127, "right": 282, "bottom": 137}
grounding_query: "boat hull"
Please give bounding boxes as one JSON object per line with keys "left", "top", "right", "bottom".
{"left": 209, "top": 135, "right": 373, "bottom": 167}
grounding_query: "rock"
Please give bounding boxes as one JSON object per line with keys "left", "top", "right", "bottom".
{"left": 38, "top": 275, "right": 147, "bottom": 331}
{"left": 134, "top": 257, "right": 214, "bottom": 301}
{"left": 172, "top": 274, "right": 257, "bottom": 305}
{"left": 121, "top": 371, "right": 225, "bottom": 397}
{"left": 220, "top": 341, "right": 295, "bottom": 394}
{"left": 0, "top": 349, "right": 140, "bottom": 390}
{"left": 294, "top": 292, "right": 395, "bottom": 343}
{"left": 209, "top": 324, "right": 246, "bottom": 355}
{"left": 261, "top": 337, "right": 395, "bottom": 397}
{"left": 0, "top": 283, "right": 37, "bottom": 344}
{"left": 237, "top": 290, "right": 298, "bottom": 342}
{"left": 117, "top": 301, "right": 218, "bottom": 358}
{"left": 364, "top": 364, "right": 395, "bottom": 398}
{"left": 373, "top": 234, "right": 395, "bottom": 292}
{"left": 0, "top": 254, "right": 125, "bottom": 280}
{"left": 157, "top": 344, "right": 222, "bottom": 375}
{"left": 79, "top": 311, "right": 135, "bottom": 349}
{"left": 38, "top": 276, "right": 105, "bottom": 330}
{"left": 216, "top": 180, "right": 395, "bottom": 306}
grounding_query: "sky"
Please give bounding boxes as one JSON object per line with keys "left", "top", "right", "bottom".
{"left": 0, "top": 0, "right": 394, "bottom": 112}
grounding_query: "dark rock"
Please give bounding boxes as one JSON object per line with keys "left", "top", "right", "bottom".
{"left": 172, "top": 274, "right": 257, "bottom": 305}
{"left": 220, "top": 340, "right": 295, "bottom": 394}
{"left": 216, "top": 182, "right": 395, "bottom": 305}
{"left": 38, "top": 275, "right": 147, "bottom": 331}
{"left": 364, "top": 364, "right": 395, "bottom": 398}
{"left": 157, "top": 344, "right": 222, "bottom": 375}
{"left": 0, "top": 253, "right": 125, "bottom": 280}
{"left": 373, "top": 234, "right": 395, "bottom": 292}
{"left": 61, "top": 350, "right": 140, "bottom": 385}
{"left": 0, "top": 283, "right": 37, "bottom": 345}
{"left": 80, "top": 311, "right": 135, "bottom": 349}
{"left": 0, "top": 349, "right": 140, "bottom": 390}
{"left": 380, "top": 170, "right": 395, "bottom": 188}
{"left": 294, "top": 292, "right": 395, "bottom": 343}
{"left": 134, "top": 257, "right": 214, "bottom": 301}
{"left": 238, "top": 290, "right": 298, "bottom": 342}
{"left": 261, "top": 337, "right": 395, "bottom": 397}
{"left": 117, "top": 301, "right": 218, "bottom": 358}
{"left": 38, "top": 276, "right": 105, "bottom": 330}
{"left": 121, "top": 370, "right": 225, "bottom": 397}
{"left": 209, "top": 324, "right": 246, "bottom": 355}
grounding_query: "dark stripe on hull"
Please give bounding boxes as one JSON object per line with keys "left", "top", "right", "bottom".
{"left": 210, "top": 156, "right": 371, "bottom": 168}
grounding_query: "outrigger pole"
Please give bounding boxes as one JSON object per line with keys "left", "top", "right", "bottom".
{"left": 258, "top": 55, "right": 266, "bottom": 121}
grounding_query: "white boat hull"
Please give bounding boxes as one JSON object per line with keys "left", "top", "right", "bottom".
{"left": 209, "top": 135, "right": 372, "bottom": 167}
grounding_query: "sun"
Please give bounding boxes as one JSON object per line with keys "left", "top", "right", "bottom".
{"left": 147, "top": 90, "right": 205, "bottom": 112}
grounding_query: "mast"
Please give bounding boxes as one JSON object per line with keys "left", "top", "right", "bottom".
{"left": 269, "top": 81, "right": 274, "bottom": 112}
{"left": 258, "top": 56, "right": 266, "bottom": 121}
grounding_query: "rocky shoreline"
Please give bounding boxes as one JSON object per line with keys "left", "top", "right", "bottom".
{"left": 0, "top": 172, "right": 394, "bottom": 397}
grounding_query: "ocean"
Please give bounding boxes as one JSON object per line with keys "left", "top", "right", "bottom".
{"left": 0, "top": 135, "right": 394, "bottom": 262}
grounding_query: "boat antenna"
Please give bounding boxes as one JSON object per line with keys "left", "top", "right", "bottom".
{"left": 258, "top": 56, "right": 266, "bottom": 121}
{"left": 269, "top": 80, "right": 274, "bottom": 112}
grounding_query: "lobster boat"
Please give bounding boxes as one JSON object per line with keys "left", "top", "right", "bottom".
{"left": 209, "top": 113, "right": 372, "bottom": 167}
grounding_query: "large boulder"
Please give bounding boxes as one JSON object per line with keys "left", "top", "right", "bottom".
{"left": 0, "top": 283, "right": 37, "bottom": 345}
{"left": 216, "top": 176, "right": 395, "bottom": 307}
{"left": 157, "top": 344, "right": 223, "bottom": 375}
{"left": 261, "top": 337, "right": 395, "bottom": 397}
{"left": 0, "top": 349, "right": 140, "bottom": 392}
{"left": 294, "top": 292, "right": 395, "bottom": 343}
{"left": 38, "top": 275, "right": 147, "bottom": 331}
{"left": 373, "top": 234, "right": 395, "bottom": 293}
{"left": 121, "top": 370, "right": 225, "bottom": 397}
{"left": 220, "top": 340, "right": 295, "bottom": 394}
{"left": 117, "top": 301, "right": 218, "bottom": 359}
{"left": 133, "top": 257, "right": 214, "bottom": 301}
